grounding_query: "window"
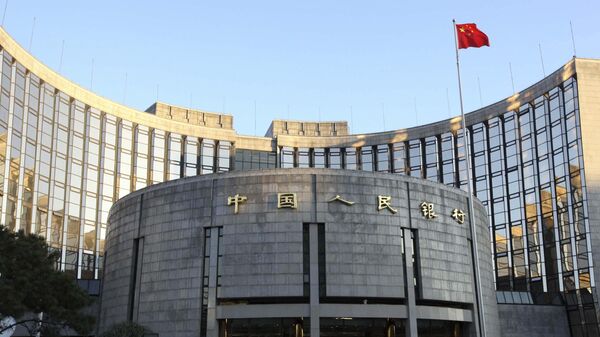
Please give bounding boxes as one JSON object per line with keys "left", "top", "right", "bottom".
{"left": 313, "top": 148, "right": 325, "bottom": 168}
{"left": 297, "top": 148, "right": 309, "bottom": 168}
{"left": 344, "top": 148, "right": 357, "bottom": 170}
{"left": 217, "top": 141, "right": 231, "bottom": 172}
{"left": 201, "top": 139, "right": 215, "bottom": 174}
{"left": 134, "top": 126, "right": 149, "bottom": 190}
{"left": 376, "top": 144, "right": 389, "bottom": 172}
{"left": 441, "top": 133, "right": 454, "bottom": 186}
{"left": 328, "top": 148, "right": 341, "bottom": 169}
{"left": 424, "top": 137, "right": 438, "bottom": 181}
{"left": 408, "top": 140, "right": 422, "bottom": 178}
{"left": 281, "top": 147, "right": 294, "bottom": 168}
{"left": 234, "top": 149, "right": 276, "bottom": 170}
{"left": 360, "top": 147, "right": 373, "bottom": 171}
{"left": 392, "top": 142, "right": 406, "bottom": 174}
{"left": 184, "top": 137, "right": 199, "bottom": 177}
{"left": 168, "top": 133, "right": 182, "bottom": 180}
{"left": 151, "top": 129, "right": 165, "bottom": 184}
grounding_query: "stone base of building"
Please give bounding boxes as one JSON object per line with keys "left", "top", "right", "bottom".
{"left": 497, "top": 304, "right": 570, "bottom": 337}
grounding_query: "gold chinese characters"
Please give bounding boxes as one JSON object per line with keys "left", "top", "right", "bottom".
{"left": 420, "top": 202, "right": 438, "bottom": 219}
{"left": 328, "top": 195, "right": 355, "bottom": 205}
{"left": 277, "top": 193, "right": 298, "bottom": 209}
{"left": 452, "top": 208, "right": 466, "bottom": 224}
{"left": 226, "top": 192, "right": 465, "bottom": 223}
{"left": 377, "top": 195, "right": 398, "bottom": 214}
{"left": 227, "top": 194, "right": 247, "bottom": 214}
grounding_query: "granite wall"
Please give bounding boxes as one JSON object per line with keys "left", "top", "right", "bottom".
{"left": 99, "top": 169, "right": 499, "bottom": 337}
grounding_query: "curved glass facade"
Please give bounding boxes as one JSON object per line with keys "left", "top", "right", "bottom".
{"left": 0, "top": 26, "right": 599, "bottom": 335}
{"left": 0, "top": 48, "right": 234, "bottom": 280}
{"left": 274, "top": 78, "right": 590, "bottom": 299}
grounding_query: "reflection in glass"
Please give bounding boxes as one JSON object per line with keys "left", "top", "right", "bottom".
{"left": 168, "top": 133, "right": 182, "bottom": 180}
{"left": 134, "top": 126, "right": 149, "bottom": 189}
{"left": 328, "top": 148, "right": 341, "bottom": 169}
{"left": 117, "top": 121, "right": 133, "bottom": 199}
{"left": 392, "top": 142, "right": 406, "bottom": 175}
{"left": 424, "top": 137, "right": 437, "bottom": 181}
{"left": 376, "top": 144, "right": 389, "bottom": 172}
{"left": 201, "top": 139, "right": 215, "bottom": 174}
{"left": 345, "top": 148, "right": 357, "bottom": 170}
{"left": 217, "top": 141, "right": 231, "bottom": 172}
{"left": 184, "top": 136, "right": 199, "bottom": 177}
{"left": 361, "top": 147, "right": 373, "bottom": 171}
{"left": 313, "top": 148, "right": 325, "bottom": 168}
{"left": 408, "top": 140, "right": 421, "bottom": 178}
{"left": 235, "top": 149, "right": 276, "bottom": 170}
{"left": 151, "top": 129, "right": 166, "bottom": 184}
{"left": 281, "top": 147, "right": 294, "bottom": 168}
{"left": 297, "top": 148, "right": 309, "bottom": 168}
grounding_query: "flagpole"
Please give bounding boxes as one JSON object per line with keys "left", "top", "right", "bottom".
{"left": 453, "top": 18, "right": 487, "bottom": 337}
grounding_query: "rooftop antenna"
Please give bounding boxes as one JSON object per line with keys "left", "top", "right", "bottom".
{"left": 28, "top": 17, "right": 35, "bottom": 51}
{"left": 90, "top": 58, "right": 94, "bottom": 90}
{"left": 446, "top": 87, "right": 452, "bottom": 117}
{"left": 349, "top": 105, "right": 353, "bottom": 134}
{"left": 538, "top": 43, "right": 546, "bottom": 76}
{"left": 414, "top": 97, "right": 418, "bottom": 126}
{"left": 122, "top": 72, "right": 127, "bottom": 104}
{"left": 254, "top": 100, "right": 257, "bottom": 136}
{"left": 570, "top": 20, "right": 577, "bottom": 57}
{"left": 1, "top": 0, "right": 7, "bottom": 27}
{"left": 58, "top": 40, "right": 65, "bottom": 73}
{"left": 381, "top": 102, "right": 386, "bottom": 131}
{"left": 477, "top": 76, "right": 483, "bottom": 106}
{"left": 318, "top": 106, "right": 321, "bottom": 122}
{"left": 508, "top": 62, "right": 516, "bottom": 94}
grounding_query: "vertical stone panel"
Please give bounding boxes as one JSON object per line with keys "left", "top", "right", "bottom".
{"left": 574, "top": 59, "right": 600, "bottom": 295}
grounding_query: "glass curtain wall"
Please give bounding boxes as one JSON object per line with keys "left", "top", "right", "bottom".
{"left": 0, "top": 49, "right": 234, "bottom": 281}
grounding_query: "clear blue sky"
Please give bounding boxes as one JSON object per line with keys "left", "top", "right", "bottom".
{"left": 3, "top": 1, "right": 599, "bottom": 136}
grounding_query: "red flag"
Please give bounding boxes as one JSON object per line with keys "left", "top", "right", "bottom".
{"left": 456, "top": 23, "right": 489, "bottom": 49}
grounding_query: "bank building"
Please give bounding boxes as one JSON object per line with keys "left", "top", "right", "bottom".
{"left": 1, "top": 24, "right": 600, "bottom": 337}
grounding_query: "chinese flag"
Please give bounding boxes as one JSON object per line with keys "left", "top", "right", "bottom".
{"left": 456, "top": 23, "right": 489, "bottom": 49}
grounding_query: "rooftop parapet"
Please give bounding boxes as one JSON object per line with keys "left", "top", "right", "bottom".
{"left": 266, "top": 120, "right": 349, "bottom": 137}
{"left": 145, "top": 101, "right": 233, "bottom": 129}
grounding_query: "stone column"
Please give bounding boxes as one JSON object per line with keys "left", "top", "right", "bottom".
{"left": 403, "top": 228, "right": 418, "bottom": 337}
{"left": 206, "top": 229, "right": 220, "bottom": 337}
{"left": 309, "top": 223, "right": 320, "bottom": 337}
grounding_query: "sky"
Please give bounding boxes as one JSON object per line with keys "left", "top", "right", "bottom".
{"left": 2, "top": 1, "right": 599, "bottom": 136}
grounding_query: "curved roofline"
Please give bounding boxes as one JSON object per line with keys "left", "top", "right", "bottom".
{"left": 150, "top": 100, "right": 233, "bottom": 117}
{"left": 275, "top": 58, "right": 583, "bottom": 148}
{"left": 0, "top": 27, "right": 272, "bottom": 145}
{"left": 0, "top": 26, "right": 591, "bottom": 150}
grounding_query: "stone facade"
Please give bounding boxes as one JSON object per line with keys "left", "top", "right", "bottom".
{"left": 99, "top": 169, "right": 500, "bottom": 337}
{"left": 266, "top": 120, "right": 349, "bottom": 137}
{"left": 497, "top": 304, "right": 570, "bottom": 337}
{"left": 145, "top": 102, "right": 233, "bottom": 129}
